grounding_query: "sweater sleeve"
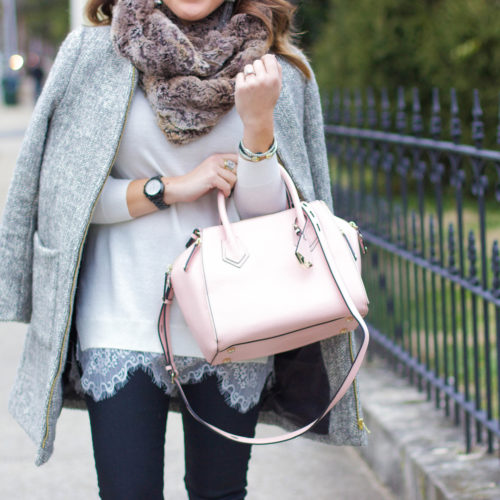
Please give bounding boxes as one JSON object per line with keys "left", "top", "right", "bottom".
{"left": 232, "top": 154, "right": 287, "bottom": 219}
{"left": 0, "top": 28, "right": 83, "bottom": 323}
{"left": 91, "top": 176, "right": 133, "bottom": 224}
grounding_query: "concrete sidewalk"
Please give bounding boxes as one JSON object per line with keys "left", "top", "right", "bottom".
{"left": 0, "top": 322, "right": 393, "bottom": 500}
{"left": 0, "top": 99, "right": 394, "bottom": 499}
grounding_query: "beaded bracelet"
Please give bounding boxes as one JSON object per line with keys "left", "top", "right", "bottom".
{"left": 238, "top": 138, "right": 278, "bottom": 162}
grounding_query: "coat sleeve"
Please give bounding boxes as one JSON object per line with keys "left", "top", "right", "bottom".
{"left": 0, "top": 28, "right": 83, "bottom": 323}
{"left": 302, "top": 65, "right": 333, "bottom": 211}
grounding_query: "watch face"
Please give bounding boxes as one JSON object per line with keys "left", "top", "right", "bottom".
{"left": 145, "top": 178, "right": 163, "bottom": 196}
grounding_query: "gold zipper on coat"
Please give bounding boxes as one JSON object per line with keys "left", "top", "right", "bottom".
{"left": 42, "top": 67, "right": 137, "bottom": 449}
{"left": 348, "top": 331, "right": 370, "bottom": 434}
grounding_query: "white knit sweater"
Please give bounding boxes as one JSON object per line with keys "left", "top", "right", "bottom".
{"left": 75, "top": 88, "right": 286, "bottom": 357}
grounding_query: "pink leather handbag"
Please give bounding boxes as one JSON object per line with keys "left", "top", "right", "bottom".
{"left": 158, "top": 167, "right": 370, "bottom": 444}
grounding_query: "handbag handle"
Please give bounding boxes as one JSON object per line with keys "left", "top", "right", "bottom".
{"left": 216, "top": 167, "right": 306, "bottom": 251}
{"left": 158, "top": 201, "right": 369, "bottom": 445}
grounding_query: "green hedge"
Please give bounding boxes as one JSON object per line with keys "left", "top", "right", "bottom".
{"left": 299, "top": 0, "right": 500, "bottom": 146}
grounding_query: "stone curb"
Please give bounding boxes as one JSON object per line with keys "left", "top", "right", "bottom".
{"left": 356, "top": 359, "right": 500, "bottom": 500}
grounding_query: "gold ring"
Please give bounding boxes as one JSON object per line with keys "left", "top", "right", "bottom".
{"left": 223, "top": 159, "right": 236, "bottom": 172}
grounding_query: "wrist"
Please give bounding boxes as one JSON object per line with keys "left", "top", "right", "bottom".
{"left": 162, "top": 176, "right": 177, "bottom": 206}
{"left": 242, "top": 123, "right": 274, "bottom": 155}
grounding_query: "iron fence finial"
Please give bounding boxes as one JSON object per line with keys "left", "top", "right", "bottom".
{"left": 450, "top": 88, "right": 462, "bottom": 144}
{"left": 412, "top": 88, "right": 423, "bottom": 136}
{"left": 381, "top": 88, "right": 391, "bottom": 131}
{"left": 367, "top": 87, "right": 377, "bottom": 129}
{"left": 430, "top": 88, "right": 442, "bottom": 139}
{"left": 396, "top": 87, "right": 407, "bottom": 133}
{"left": 472, "top": 89, "right": 484, "bottom": 148}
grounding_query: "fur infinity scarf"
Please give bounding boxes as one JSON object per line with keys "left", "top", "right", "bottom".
{"left": 111, "top": 0, "right": 269, "bottom": 145}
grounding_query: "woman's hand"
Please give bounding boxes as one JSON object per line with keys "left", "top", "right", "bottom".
{"left": 163, "top": 153, "right": 238, "bottom": 204}
{"left": 126, "top": 154, "right": 238, "bottom": 218}
{"left": 235, "top": 54, "right": 282, "bottom": 153}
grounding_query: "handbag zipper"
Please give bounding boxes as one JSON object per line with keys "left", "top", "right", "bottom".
{"left": 42, "top": 66, "right": 137, "bottom": 450}
{"left": 183, "top": 236, "right": 201, "bottom": 271}
{"left": 348, "top": 221, "right": 367, "bottom": 255}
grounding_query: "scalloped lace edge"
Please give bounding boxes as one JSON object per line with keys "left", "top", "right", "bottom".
{"left": 77, "top": 348, "right": 273, "bottom": 414}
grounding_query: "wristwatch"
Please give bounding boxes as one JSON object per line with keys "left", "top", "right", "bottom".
{"left": 143, "top": 175, "right": 169, "bottom": 210}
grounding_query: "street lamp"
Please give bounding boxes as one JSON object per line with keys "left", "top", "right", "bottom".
{"left": 2, "top": 0, "right": 19, "bottom": 74}
{"left": 1, "top": 0, "right": 21, "bottom": 104}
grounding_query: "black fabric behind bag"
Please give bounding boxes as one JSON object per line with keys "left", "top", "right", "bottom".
{"left": 264, "top": 343, "right": 330, "bottom": 435}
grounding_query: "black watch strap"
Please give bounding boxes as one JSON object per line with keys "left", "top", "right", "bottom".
{"left": 150, "top": 196, "right": 169, "bottom": 210}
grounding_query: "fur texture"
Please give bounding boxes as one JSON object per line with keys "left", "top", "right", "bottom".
{"left": 111, "top": 0, "right": 269, "bottom": 144}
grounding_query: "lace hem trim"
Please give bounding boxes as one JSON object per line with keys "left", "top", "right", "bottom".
{"left": 76, "top": 346, "right": 273, "bottom": 414}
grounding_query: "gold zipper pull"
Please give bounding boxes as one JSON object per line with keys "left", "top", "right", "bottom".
{"left": 357, "top": 418, "right": 371, "bottom": 433}
{"left": 185, "top": 228, "right": 201, "bottom": 248}
{"left": 183, "top": 237, "right": 201, "bottom": 271}
{"left": 295, "top": 251, "right": 313, "bottom": 268}
{"left": 349, "top": 221, "right": 367, "bottom": 255}
{"left": 348, "top": 332, "right": 371, "bottom": 436}
{"left": 163, "top": 267, "right": 173, "bottom": 303}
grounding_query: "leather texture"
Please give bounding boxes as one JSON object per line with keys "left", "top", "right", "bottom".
{"left": 166, "top": 168, "right": 368, "bottom": 364}
{"left": 157, "top": 167, "right": 370, "bottom": 444}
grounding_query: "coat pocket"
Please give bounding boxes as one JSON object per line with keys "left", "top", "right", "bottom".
{"left": 30, "top": 232, "right": 60, "bottom": 347}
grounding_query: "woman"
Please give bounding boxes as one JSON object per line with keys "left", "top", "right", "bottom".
{"left": 0, "top": 0, "right": 367, "bottom": 498}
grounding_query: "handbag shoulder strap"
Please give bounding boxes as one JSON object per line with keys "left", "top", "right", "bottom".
{"left": 158, "top": 203, "right": 369, "bottom": 445}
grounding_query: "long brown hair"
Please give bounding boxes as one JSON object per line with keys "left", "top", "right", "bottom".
{"left": 85, "top": 0, "right": 311, "bottom": 78}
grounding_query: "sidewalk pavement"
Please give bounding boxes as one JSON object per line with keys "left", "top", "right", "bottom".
{"left": 0, "top": 100, "right": 395, "bottom": 499}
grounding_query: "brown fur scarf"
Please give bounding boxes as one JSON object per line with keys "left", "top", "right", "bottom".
{"left": 111, "top": 0, "right": 269, "bottom": 145}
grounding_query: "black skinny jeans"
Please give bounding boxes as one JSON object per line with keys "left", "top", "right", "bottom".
{"left": 85, "top": 369, "right": 260, "bottom": 500}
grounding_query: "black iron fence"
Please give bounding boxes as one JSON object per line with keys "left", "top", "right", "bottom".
{"left": 323, "top": 87, "right": 500, "bottom": 454}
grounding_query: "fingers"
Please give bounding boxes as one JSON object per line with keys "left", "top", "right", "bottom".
{"left": 214, "top": 166, "right": 236, "bottom": 197}
{"left": 244, "top": 63, "right": 257, "bottom": 78}
{"left": 215, "top": 154, "right": 238, "bottom": 197}
{"left": 238, "top": 54, "right": 282, "bottom": 93}
{"left": 252, "top": 59, "right": 265, "bottom": 78}
{"left": 235, "top": 71, "right": 245, "bottom": 90}
{"left": 261, "top": 54, "right": 281, "bottom": 80}
{"left": 245, "top": 55, "right": 281, "bottom": 78}
{"left": 213, "top": 176, "right": 233, "bottom": 198}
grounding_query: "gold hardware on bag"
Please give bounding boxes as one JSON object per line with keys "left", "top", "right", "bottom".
{"left": 349, "top": 221, "right": 367, "bottom": 255}
{"left": 346, "top": 316, "right": 354, "bottom": 322}
{"left": 163, "top": 268, "right": 173, "bottom": 303}
{"left": 295, "top": 251, "right": 313, "bottom": 268}
{"left": 227, "top": 348, "right": 236, "bottom": 354}
{"left": 293, "top": 223, "right": 302, "bottom": 236}
{"left": 165, "top": 366, "right": 177, "bottom": 383}
{"left": 183, "top": 238, "right": 201, "bottom": 271}
{"left": 222, "top": 358, "right": 232, "bottom": 364}
{"left": 340, "top": 328, "right": 349, "bottom": 334}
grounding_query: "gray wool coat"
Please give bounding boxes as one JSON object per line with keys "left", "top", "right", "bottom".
{"left": 0, "top": 25, "right": 367, "bottom": 466}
